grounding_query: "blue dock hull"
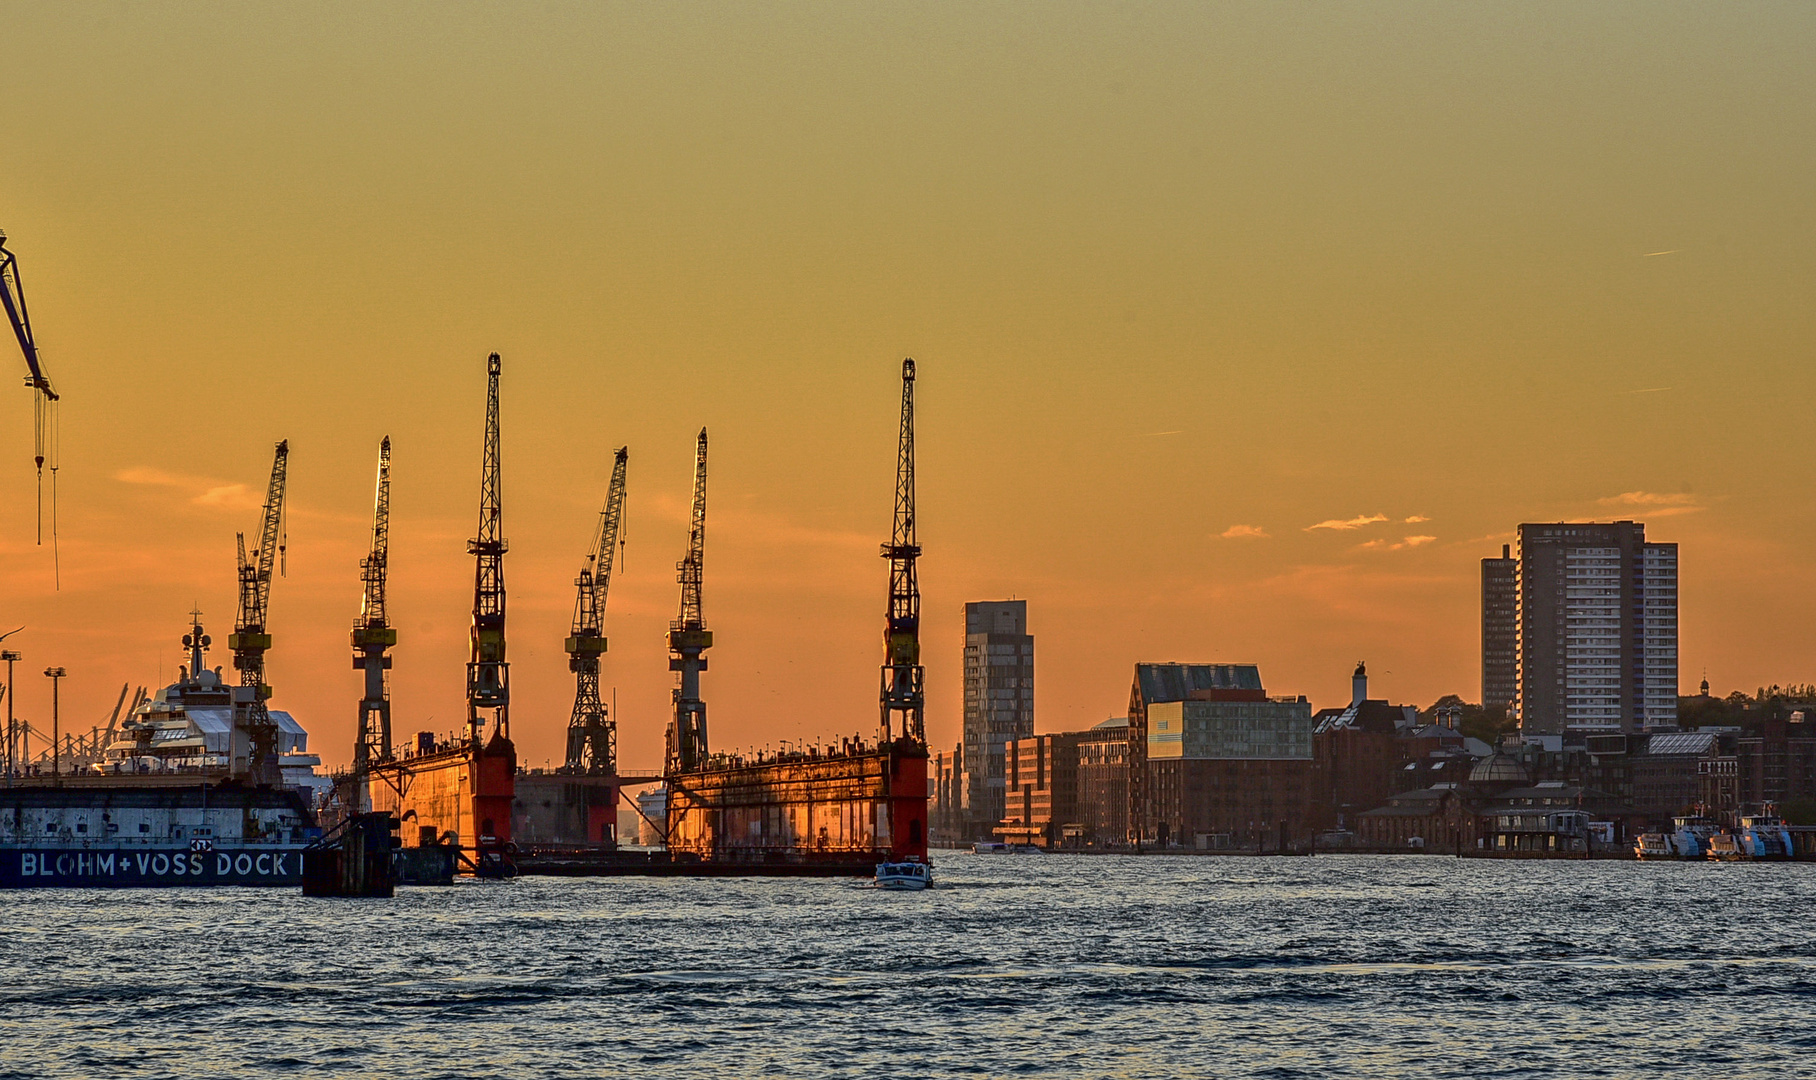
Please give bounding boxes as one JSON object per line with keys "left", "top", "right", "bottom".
{"left": 0, "top": 845, "right": 308, "bottom": 888}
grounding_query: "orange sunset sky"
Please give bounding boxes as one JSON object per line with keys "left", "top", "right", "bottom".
{"left": 2, "top": 5, "right": 1813, "bottom": 772}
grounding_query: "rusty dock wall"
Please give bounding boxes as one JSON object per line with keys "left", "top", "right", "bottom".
{"left": 665, "top": 741, "right": 929, "bottom": 862}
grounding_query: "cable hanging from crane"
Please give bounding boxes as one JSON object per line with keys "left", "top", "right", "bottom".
{"left": 0, "top": 229, "right": 62, "bottom": 572}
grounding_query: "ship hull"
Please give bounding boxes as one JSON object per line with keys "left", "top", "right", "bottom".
{"left": 666, "top": 741, "right": 929, "bottom": 863}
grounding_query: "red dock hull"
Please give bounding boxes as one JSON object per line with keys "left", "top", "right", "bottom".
{"left": 666, "top": 742, "right": 928, "bottom": 862}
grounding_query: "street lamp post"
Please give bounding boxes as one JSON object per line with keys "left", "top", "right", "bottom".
{"left": 43, "top": 667, "right": 66, "bottom": 780}
{"left": 0, "top": 650, "right": 18, "bottom": 781}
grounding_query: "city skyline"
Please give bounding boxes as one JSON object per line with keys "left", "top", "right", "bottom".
{"left": 3, "top": 7, "right": 1813, "bottom": 773}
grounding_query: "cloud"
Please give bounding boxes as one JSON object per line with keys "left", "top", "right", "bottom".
{"left": 115, "top": 466, "right": 266, "bottom": 511}
{"left": 115, "top": 467, "right": 184, "bottom": 487}
{"left": 1220, "top": 524, "right": 1270, "bottom": 539}
{"left": 1359, "top": 535, "right": 1437, "bottom": 552}
{"left": 1402, "top": 535, "right": 1436, "bottom": 547}
{"left": 1403, "top": 515, "right": 1429, "bottom": 524}
{"left": 193, "top": 484, "right": 262, "bottom": 510}
{"left": 1306, "top": 513, "right": 1388, "bottom": 532}
{"left": 1597, "top": 491, "right": 1705, "bottom": 517}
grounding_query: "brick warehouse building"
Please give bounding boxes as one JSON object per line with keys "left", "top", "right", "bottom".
{"left": 1128, "top": 663, "right": 1315, "bottom": 848}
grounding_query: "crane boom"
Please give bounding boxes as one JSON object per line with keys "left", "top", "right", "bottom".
{"left": 666, "top": 429, "right": 711, "bottom": 774}
{"left": 565, "top": 447, "right": 629, "bottom": 774}
{"left": 880, "top": 359, "right": 925, "bottom": 745}
{"left": 229, "top": 439, "right": 289, "bottom": 781}
{"left": 352, "top": 436, "right": 395, "bottom": 771}
{"left": 466, "top": 354, "right": 509, "bottom": 746}
{"left": 1, "top": 229, "right": 62, "bottom": 546}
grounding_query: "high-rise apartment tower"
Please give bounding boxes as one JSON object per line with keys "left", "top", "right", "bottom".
{"left": 1481, "top": 544, "right": 1518, "bottom": 715}
{"left": 1509, "top": 522, "right": 1677, "bottom": 734}
{"left": 961, "top": 600, "right": 1034, "bottom": 836}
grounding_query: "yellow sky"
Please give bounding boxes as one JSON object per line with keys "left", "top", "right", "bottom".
{"left": 2, "top": 5, "right": 1813, "bottom": 770}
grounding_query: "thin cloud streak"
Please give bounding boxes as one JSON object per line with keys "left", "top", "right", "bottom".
{"left": 1306, "top": 513, "right": 1388, "bottom": 532}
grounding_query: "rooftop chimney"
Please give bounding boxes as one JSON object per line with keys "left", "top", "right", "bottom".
{"left": 1352, "top": 661, "right": 1368, "bottom": 707}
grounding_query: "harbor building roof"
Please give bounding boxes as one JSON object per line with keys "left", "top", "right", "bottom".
{"left": 1468, "top": 753, "right": 1531, "bottom": 786}
{"left": 1135, "top": 663, "right": 1263, "bottom": 703}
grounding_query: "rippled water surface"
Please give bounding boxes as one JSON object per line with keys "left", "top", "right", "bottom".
{"left": 3, "top": 853, "right": 1813, "bottom": 1078}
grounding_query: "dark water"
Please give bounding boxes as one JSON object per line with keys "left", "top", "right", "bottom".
{"left": 3, "top": 853, "right": 1812, "bottom": 1078}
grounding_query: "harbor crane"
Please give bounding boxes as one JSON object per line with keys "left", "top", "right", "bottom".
{"left": 352, "top": 437, "right": 395, "bottom": 770}
{"left": 880, "top": 359, "right": 925, "bottom": 746}
{"left": 0, "top": 229, "right": 61, "bottom": 544}
{"left": 229, "top": 440, "right": 289, "bottom": 783}
{"left": 565, "top": 446, "right": 629, "bottom": 775}
{"left": 666, "top": 429, "right": 711, "bottom": 774}
{"left": 466, "top": 354, "right": 510, "bottom": 747}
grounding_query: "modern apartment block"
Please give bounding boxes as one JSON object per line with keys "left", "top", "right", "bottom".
{"left": 960, "top": 600, "right": 1034, "bottom": 836}
{"left": 1481, "top": 545, "right": 1519, "bottom": 714}
{"left": 1511, "top": 521, "right": 1678, "bottom": 734}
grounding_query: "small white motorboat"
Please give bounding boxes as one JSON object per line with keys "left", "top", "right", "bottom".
{"left": 874, "top": 858, "right": 932, "bottom": 890}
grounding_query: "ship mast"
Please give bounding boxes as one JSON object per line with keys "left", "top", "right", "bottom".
{"left": 229, "top": 440, "right": 288, "bottom": 782}
{"left": 565, "top": 446, "right": 628, "bottom": 774}
{"left": 352, "top": 436, "right": 395, "bottom": 770}
{"left": 666, "top": 429, "right": 711, "bottom": 774}
{"left": 880, "top": 360, "right": 925, "bottom": 746}
{"left": 466, "top": 354, "right": 509, "bottom": 746}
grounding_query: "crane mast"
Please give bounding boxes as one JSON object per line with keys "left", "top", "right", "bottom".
{"left": 466, "top": 354, "right": 509, "bottom": 747}
{"left": 229, "top": 439, "right": 288, "bottom": 781}
{"left": 565, "top": 446, "right": 629, "bottom": 774}
{"left": 880, "top": 359, "right": 925, "bottom": 746}
{"left": 0, "top": 229, "right": 61, "bottom": 544}
{"left": 352, "top": 436, "right": 395, "bottom": 771}
{"left": 666, "top": 429, "right": 711, "bottom": 774}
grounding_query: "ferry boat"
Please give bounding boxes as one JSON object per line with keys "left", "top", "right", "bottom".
{"left": 1669, "top": 815, "right": 1719, "bottom": 859}
{"left": 1706, "top": 832, "right": 1748, "bottom": 861}
{"left": 1736, "top": 811, "right": 1795, "bottom": 860}
{"left": 874, "top": 857, "right": 931, "bottom": 890}
{"left": 0, "top": 616, "right": 324, "bottom": 888}
{"left": 1633, "top": 833, "right": 1677, "bottom": 860}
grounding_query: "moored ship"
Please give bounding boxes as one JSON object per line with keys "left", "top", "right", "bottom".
{"left": 0, "top": 441, "right": 330, "bottom": 889}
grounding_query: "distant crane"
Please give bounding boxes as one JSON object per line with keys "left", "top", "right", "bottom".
{"left": 466, "top": 354, "right": 509, "bottom": 747}
{"left": 228, "top": 440, "right": 288, "bottom": 782}
{"left": 0, "top": 229, "right": 61, "bottom": 546}
{"left": 565, "top": 446, "right": 629, "bottom": 775}
{"left": 880, "top": 359, "right": 925, "bottom": 746}
{"left": 666, "top": 429, "right": 711, "bottom": 774}
{"left": 352, "top": 437, "right": 395, "bottom": 770}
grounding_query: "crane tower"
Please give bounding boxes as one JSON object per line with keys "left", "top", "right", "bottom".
{"left": 880, "top": 359, "right": 925, "bottom": 745}
{"left": 352, "top": 436, "right": 395, "bottom": 770}
{"left": 228, "top": 439, "right": 288, "bottom": 782}
{"left": 565, "top": 446, "right": 629, "bottom": 774}
{"left": 466, "top": 354, "right": 510, "bottom": 747}
{"left": 666, "top": 429, "right": 711, "bottom": 774}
